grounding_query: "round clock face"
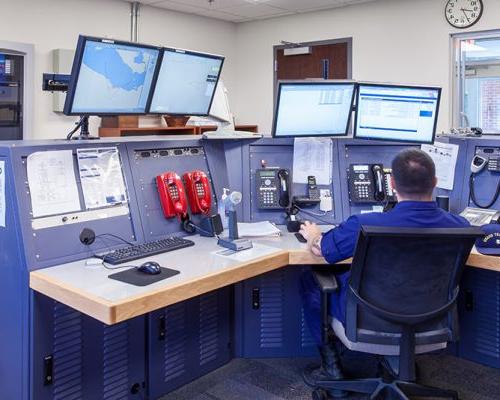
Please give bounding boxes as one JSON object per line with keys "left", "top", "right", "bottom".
{"left": 445, "top": 0, "right": 483, "bottom": 29}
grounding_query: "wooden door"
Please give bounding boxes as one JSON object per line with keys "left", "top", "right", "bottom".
{"left": 276, "top": 42, "right": 349, "bottom": 81}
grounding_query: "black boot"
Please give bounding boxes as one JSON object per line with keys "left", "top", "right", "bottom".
{"left": 303, "top": 344, "right": 347, "bottom": 398}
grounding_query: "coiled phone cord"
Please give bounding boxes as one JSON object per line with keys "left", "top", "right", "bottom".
{"left": 469, "top": 173, "right": 500, "bottom": 209}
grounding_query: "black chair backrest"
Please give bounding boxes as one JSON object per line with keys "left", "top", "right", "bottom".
{"left": 345, "top": 226, "right": 483, "bottom": 346}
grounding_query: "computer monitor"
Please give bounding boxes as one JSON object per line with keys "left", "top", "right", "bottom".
{"left": 272, "top": 81, "right": 356, "bottom": 138}
{"left": 354, "top": 83, "right": 441, "bottom": 144}
{"left": 148, "top": 48, "right": 224, "bottom": 115}
{"left": 63, "top": 36, "right": 161, "bottom": 115}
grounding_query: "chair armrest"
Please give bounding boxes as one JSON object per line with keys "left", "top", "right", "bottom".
{"left": 312, "top": 268, "right": 338, "bottom": 293}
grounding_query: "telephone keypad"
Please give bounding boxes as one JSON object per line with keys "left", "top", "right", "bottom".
{"left": 195, "top": 182, "right": 205, "bottom": 197}
{"left": 168, "top": 186, "right": 179, "bottom": 198}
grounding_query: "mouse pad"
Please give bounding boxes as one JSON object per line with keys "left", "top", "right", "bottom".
{"left": 108, "top": 267, "right": 180, "bottom": 286}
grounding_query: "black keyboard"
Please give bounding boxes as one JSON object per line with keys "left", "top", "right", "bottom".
{"left": 97, "top": 237, "right": 195, "bottom": 265}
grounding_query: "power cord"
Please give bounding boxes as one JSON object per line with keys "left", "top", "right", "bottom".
{"left": 66, "top": 117, "right": 84, "bottom": 140}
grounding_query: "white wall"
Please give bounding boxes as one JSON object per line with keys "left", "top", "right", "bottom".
{"left": 233, "top": 0, "right": 500, "bottom": 135}
{"left": 0, "top": 0, "right": 237, "bottom": 139}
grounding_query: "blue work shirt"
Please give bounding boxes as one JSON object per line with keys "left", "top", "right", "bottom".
{"left": 321, "top": 201, "right": 470, "bottom": 324}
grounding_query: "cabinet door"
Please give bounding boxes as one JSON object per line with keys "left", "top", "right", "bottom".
{"left": 148, "top": 287, "right": 231, "bottom": 399}
{"left": 459, "top": 268, "right": 500, "bottom": 368}
{"left": 31, "top": 292, "right": 145, "bottom": 400}
{"left": 239, "top": 267, "right": 317, "bottom": 358}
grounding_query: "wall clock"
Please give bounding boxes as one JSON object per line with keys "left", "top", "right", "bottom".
{"left": 445, "top": 0, "right": 483, "bottom": 29}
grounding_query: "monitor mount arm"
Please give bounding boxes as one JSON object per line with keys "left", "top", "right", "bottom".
{"left": 42, "top": 73, "right": 99, "bottom": 141}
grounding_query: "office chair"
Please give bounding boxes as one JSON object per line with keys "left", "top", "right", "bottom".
{"left": 307, "top": 226, "right": 483, "bottom": 400}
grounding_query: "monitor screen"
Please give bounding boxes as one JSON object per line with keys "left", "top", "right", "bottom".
{"left": 354, "top": 83, "right": 441, "bottom": 144}
{"left": 64, "top": 36, "right": 161, "bottom": 115}
{"left": 272, "top": 81, "right": 356, "bottom": 138}
{"left": 148, "top": 48, "right": 224, "bottom": 115}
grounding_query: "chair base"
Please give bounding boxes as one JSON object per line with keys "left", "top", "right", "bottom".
{"left": 310, "top": 377, "right": 459, "bottom": 400}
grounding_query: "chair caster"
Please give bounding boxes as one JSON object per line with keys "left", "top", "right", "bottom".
{"left": 312, "top": 389, "right": 329, "bottom": 400}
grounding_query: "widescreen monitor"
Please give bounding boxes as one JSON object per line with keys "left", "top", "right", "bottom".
{"left": 64, "top": 36, "right": 161, "bottom": 115}
{"left": 354, "top": 83, "right": 441, "bottom": 144}
{"left": 272, "top": 81, "right": 356, "bottom": 138}
{"left": 148, "top": 48, "right": 224, "bottom": 115}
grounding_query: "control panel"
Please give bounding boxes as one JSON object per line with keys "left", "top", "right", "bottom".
{"left": 475, "top": 147, "right": 500, "bottom": 172}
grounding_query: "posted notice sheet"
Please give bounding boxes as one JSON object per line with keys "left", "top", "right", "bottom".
{"left": 27, "top": 150, "right": 81, "bottom": 218}
{"left": 293, "top": 137, "right": 332, "bottom": 185}
{"left": 421, "top": 142, "right": 459, "bottom": 191}
{"left": 77, "top": 147, "right": 127, "bottom": 209}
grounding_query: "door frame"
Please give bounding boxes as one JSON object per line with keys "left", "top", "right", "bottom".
{"left": 0, "top": 40, "right": 34, "bottom": 140}
{"left": 272, "top": 37, "right": 353, "bottom": 101}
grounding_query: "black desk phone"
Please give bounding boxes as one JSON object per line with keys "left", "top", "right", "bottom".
{"left": 293, "top": 175, "right": 321, "bottom": 207}
{"left": 348, "top": 164, "right": 396, "bottom": 204}
{"left": 256, "top": 168, "right": 291, "bottom": 209}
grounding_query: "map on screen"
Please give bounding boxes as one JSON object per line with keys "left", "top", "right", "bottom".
{"left": 68, "top": 40, "right": 159, "bottom": 114}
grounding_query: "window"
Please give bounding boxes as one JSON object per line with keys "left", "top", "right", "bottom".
{"left": 452, "top": 31, "right": 500, "bottom": 133}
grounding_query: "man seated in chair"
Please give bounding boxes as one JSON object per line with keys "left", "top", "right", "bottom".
{"left": 299, "top": 148, "right": 469, "bottom": 385}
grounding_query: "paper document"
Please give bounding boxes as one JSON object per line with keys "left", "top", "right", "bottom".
{"left": 421, "top": 142, "right": 459, "bottom": 190}
{"left": 237, "top": 221, "right": 281, "bottom": 238}
{"left": 77, "top": 147, "right": 128, "bottom": 209}
{"left": 27, "top": 151, "right": 81, "bottom": 218}
{"left": 0, "top": 160, "right": 5, "bottom": 227}
{"left": 293, "top": 138, "right": 332, "bottom": 185}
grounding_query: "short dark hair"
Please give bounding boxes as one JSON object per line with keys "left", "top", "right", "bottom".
{"left": 391, "top": 149, "right": 436, "bottom": 197}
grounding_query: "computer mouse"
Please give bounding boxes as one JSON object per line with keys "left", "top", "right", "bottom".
{"left": 138, "top": 261, "right": 161, "bottom": 275}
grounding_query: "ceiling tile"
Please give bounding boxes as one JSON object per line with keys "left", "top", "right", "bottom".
{"left": 151, "top": 0, "right": 243, "bottom": 20}
{"left": 265, "top": 0, "right": 343, "bottom": 12}
{"left": 219, "top": 3, "right": 288, "bottom": 18}
{"left": 119, "top": 0, "right": 380, "bottom": 23}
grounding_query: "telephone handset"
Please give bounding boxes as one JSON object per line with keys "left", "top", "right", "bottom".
{"left": 372, "top": 165, "right": 385, "bottom": 202}
{"left": 277, "top": 169, "right": 291, "bottom": 208}
{"left": 348, "top": 164, "right": 396, "bottom": 203}
{"left": 156, "top": 172, "right": 188, "bottom": 220}
{"left": 183, "top": 170, "right": 212, "bottom": 215}
{"left": 256, "top": 168, "right": 291, "bottom": 209}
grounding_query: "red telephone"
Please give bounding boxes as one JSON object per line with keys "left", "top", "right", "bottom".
{"left": 156, "top": 172, "right": 188, "bottom": 220}
{"left": 183, "top": 170, "right": 212, "bottom": 215}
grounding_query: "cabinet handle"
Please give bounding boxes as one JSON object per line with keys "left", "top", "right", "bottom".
{"left": 159, "top": 315, "right": 166, "bottom": 341}
{"left": 252, "top": 288, "right": 260, "bottom": 310}
{"left": 43, "top": 355, "right": 53, "bottom": 386}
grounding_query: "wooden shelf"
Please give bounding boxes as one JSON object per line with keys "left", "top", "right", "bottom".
{"left": 99, "top": 126, "right": 198, "bottom": 137}
{"left": 99, "top": 124, "right": 259, "bottom": 137}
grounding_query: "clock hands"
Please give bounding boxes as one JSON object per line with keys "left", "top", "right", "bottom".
{"left": 461, "top": 8, "right": 471, "bottom": 23}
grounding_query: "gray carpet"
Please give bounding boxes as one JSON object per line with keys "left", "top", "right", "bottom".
{"left": 159, "top": 355, "right": 500, "bottom": 400}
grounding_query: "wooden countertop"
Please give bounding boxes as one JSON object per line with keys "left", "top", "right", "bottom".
{"left": 30, "top": 232, "right": 500, "bottom": 325}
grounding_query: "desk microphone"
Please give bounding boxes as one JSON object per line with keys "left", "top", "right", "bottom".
{"left": 223, "top": 191, "right": 242, "bottom": 240}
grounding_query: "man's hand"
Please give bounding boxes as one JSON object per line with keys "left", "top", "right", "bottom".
{"left": 299, "top": 221, "right": 322, "bottom": 257}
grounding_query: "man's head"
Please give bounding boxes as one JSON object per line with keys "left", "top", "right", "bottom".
{"left": 391, "top": 149, "right": 437, "bottom": 201}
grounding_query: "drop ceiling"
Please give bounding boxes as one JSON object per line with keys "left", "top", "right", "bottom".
{"left": 128, "top": 0, "right": 378, "bottom": 23}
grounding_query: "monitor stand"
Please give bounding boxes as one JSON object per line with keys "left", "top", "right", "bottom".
{"left": 68, "top": 116, "right": 99, "bottom": 140}
{"left": 202, "top": 122, "right": 262, "bottom": 140}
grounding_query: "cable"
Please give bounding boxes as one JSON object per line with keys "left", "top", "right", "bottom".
{"left": 469, "top": 173, "right": 500, "bottom": 209}
{"left": 66, "top": 117, "right": 84, "bottom": 140}
{"left": 295, "top": 206, "right": 334, "bottom": 225}
{"left": 101, "top": 261, "right": 137, "bottom": 271}
{"left": 95, "top": 233, "right": 135, "bottom": 246}
{"left": 295, "top": 204, "right": 327, "bottom": 217}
